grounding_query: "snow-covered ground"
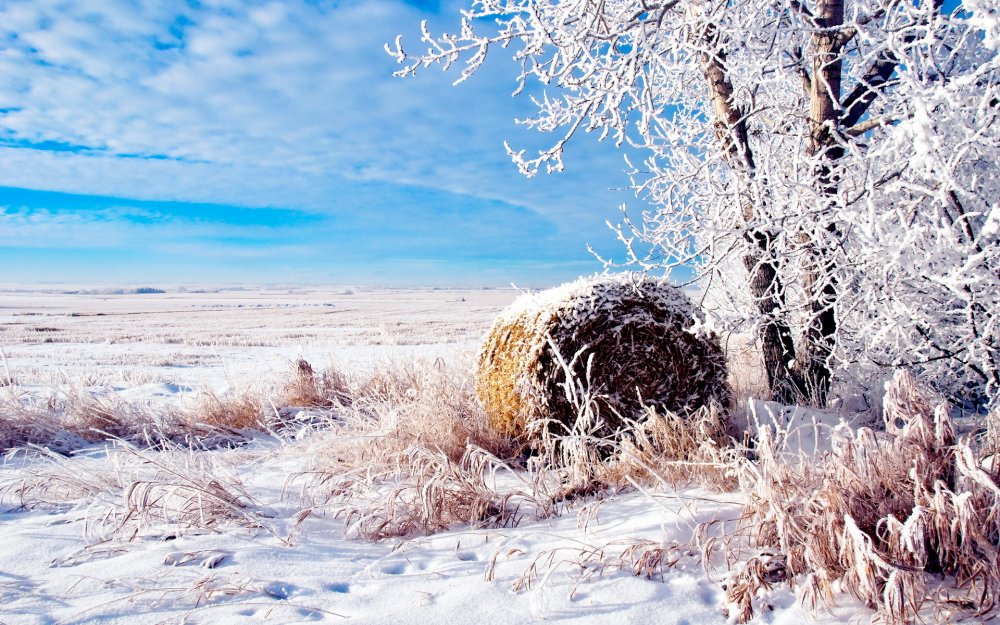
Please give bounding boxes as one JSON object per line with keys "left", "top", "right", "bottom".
{"left": 0, "top": 286, "right": 515, "bottom": 400}
{"left": 0, "top": 443, "right": 828, "bottom": 625}
{"left": 1, "top": 440, "right": 858, "bottom": 625}
{"left": 0, "top": 286, "right": 870, "bottom": 625}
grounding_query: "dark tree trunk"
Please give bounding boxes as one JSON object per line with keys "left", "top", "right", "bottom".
{"left": 793, "top": 0, "right": 847, "bottom": 406}
{"left": 700, "top": 25, "right": 802, "bottom": 403}
{"left": 743, "top": 232, "right": 801, "bottom": 403}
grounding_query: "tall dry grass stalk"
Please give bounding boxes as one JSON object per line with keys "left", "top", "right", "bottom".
{"left": 0, "top": 388, "right": 188, "bottom": 453}
{"left": 332, "top": 445, "right": 521, "bottom": 540}
{"left": 520, "top": 342, "right": 739, "bottom": 503}
{"left": 612, "top": 404, "right": 739, "bottom": 490}
{"left": 736, "top": 370, "right": 1000, "bottom": 624}
{"left": 1, "top": 441, "right": 273, "bottom": 543}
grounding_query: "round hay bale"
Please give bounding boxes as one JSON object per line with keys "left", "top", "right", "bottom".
{"left": 476, "top": 273, "right": 728, "bottom": 440}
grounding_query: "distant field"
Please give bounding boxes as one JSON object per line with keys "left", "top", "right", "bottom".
{"left": 0, "top": 286, "right": 517, "bottom": 397}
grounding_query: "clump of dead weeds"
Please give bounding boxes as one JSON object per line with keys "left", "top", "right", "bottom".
{"left": 190, "top": 388, "right": 267, "bottom": 433}
{"left": 0, "top": 388, "right": 188, "bottom": 453}
{"left": 733, "top": 370, "right": 1000, "bottom": 624}
{"left": 0, "top": 441, "right": 274, "bottom": 544}
{"left": 331, "top": 445, "right": 523, "bottom": 540}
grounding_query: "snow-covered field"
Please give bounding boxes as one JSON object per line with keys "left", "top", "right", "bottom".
{"left": 2, "top": 448, "right": 811, "bottom": 625}
{"left": 0, "top": 287, "right": 899, "bottom": 624}
{"left": 0, "top": 286, "right": 514, "bottom": 399}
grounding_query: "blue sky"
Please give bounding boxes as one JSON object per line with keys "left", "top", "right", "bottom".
{"left": 0, "top": 0, "right": 644, "bottom": 287}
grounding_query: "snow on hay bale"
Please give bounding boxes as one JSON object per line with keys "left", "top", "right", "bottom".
{"left": 476, "top": 273, "right": 729, "bottom": 440}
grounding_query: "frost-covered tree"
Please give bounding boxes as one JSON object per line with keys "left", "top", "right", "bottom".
{"left": 389, "top": 0, "right": 1000, "bottom": 408}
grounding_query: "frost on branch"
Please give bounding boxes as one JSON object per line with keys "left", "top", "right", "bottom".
{"left": 393, "top": 0, "right": 1000, "bottom": 409}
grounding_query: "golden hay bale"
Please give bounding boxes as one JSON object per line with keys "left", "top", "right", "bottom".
{"left": 476, "top": 273, "right": 729, "bottom": 440}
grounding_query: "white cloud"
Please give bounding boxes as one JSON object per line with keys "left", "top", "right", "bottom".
{"left": 0, "top": 0, "right": 640, "bottom": 262}
{"left": 0, "top": 202, "right": 305, "bottom": 251}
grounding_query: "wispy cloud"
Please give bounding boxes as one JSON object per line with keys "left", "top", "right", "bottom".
{"left": 0, "top": 183, "right": 588, "bottom": 285}
{"left": 0, "top": 0, "right": 642, "bottom": 284}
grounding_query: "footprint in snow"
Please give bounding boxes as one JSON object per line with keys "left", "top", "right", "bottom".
{"left": 326, "top": 582, "right": 350, "bottom": 593}
{"left": 380, "top": 561, "right": 407, "bottom": 575}
{"left": 262, "top": 581, "right": 296, "bottom": 600}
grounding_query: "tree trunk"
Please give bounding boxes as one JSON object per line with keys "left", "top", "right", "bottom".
{"left": 700, "top": 23, "right": 801, "bottom": 402}
{"left": 743, "top": 232, "right": 801, "bottom": 402}
{"left": 794, "top": 0, "right": 846, "bottom": 406}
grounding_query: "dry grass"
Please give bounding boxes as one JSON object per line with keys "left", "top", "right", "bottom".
{"left": 350, "top": 358, "right": 520, "bottom": 463}
{"left": 290, "top": 355, "right": 732, "bottom": 543}
{"left": 472, "top": 362, "right": 1000, "bottom": 624}
{"left": 737, "top": 370, "right": 1000, "bottom": 624}
{"left": 331, "top": 446, "right": 521, "bottom": 540}
{"left": 287, "top": 358, "right": 537, "bottom": 540}
{"left": 0, "top": 361, "right": 343, "bottom": 453}
{"left": 0, "top": 386, "right": 275, "bottom": 453}
{"left": 280, "top": 358, "right": 350, "bottom": 408}
{"left": 504, "top": 532, "right": 715, "bottom": 594}
{"left": 0, "top": 443, "right": 269, "bottom": 544}
{"left": 0, "top": 356, "right": 525, "bottom": 545}
{"left": 0, "top": 406, "right": 88, "bottom": 454}
{"left": 49, "top": 567, "right": 343, "bottom": 622}
{"left": 495, "top": 488, "right": 742, "bottom": 599}
{"left": 284, "top": 357, "right": 519, "bottom": 465}
{"left": 7, "top": 338, "right": 1000, "bottom": 624}
{"left": 0, "top": 446, "right": 126, "bottom": 510}
{"left": 103, "top": 448, "right": 269, "bottom": 543}
{"left": 195, "top": 359, "right": 1000, "bottom": 625}
{"left": 722, "top": 552, "right": 787, "bottom": 623}
{"left": 1, "top": 441, "right": 273, "bottom": 544}
{"left": 189, "top": 388, "right": 268, "bottom": 433}
{"left": 612, "top": 404, "right": 739, "bottom": 490}
{"left": 0, "top": 388, "right": 187, "bottom": 453}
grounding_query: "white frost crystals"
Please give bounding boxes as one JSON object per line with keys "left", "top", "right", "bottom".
{"left": 390, "top": 0, "right": 1000, "bottom": 410}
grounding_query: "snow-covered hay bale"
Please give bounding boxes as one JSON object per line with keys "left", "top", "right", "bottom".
{"left": 476, "top": 273, "right": 729, "bottom": 440}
